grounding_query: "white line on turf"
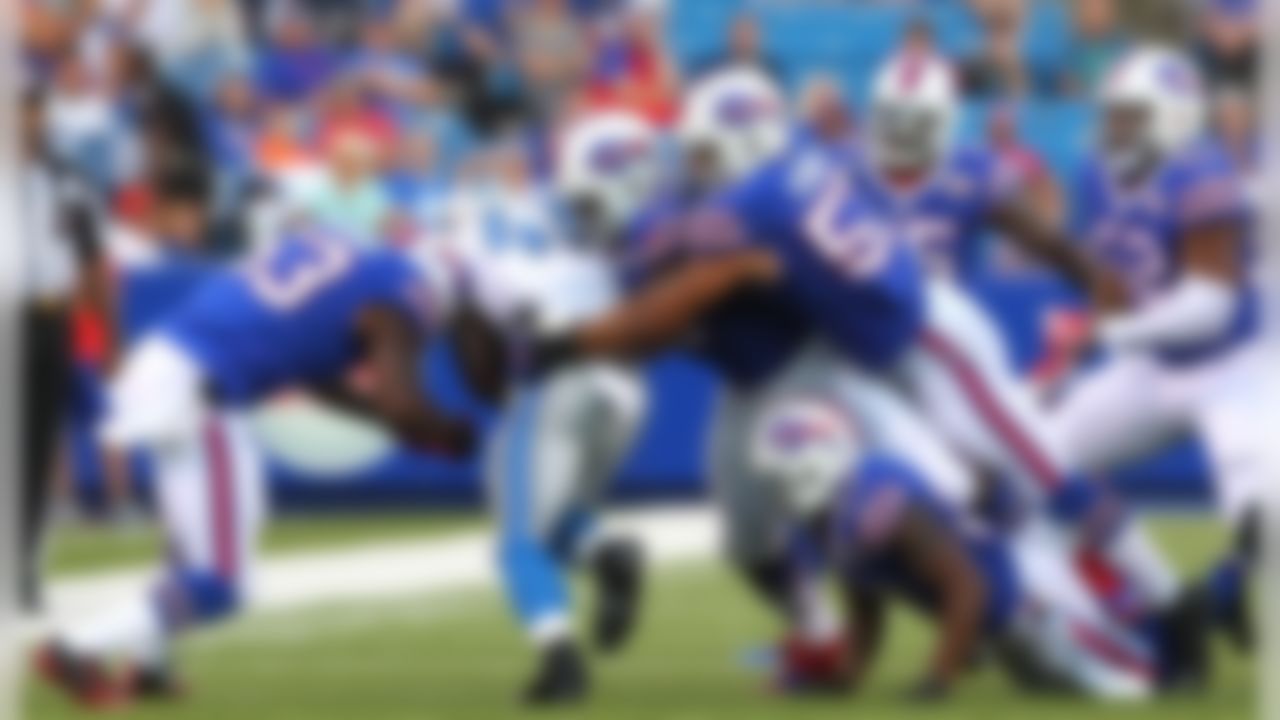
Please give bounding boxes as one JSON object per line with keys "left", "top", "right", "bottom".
{"left": 19, "top": 506, "right": 718, "bottom": 646}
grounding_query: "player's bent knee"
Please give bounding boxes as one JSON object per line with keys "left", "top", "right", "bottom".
{"left": 1048, "top": 477, "right": 1123, "bottom": 534}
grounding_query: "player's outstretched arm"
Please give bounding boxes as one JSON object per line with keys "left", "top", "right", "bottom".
{"left": 1096, "top": 220, "right": 1243, "bottom": 350}
{"left": 449, "top": 302, "right": 509, "bottom": 404}
{"left": 355, "top": 305, "right": 475, "bottom": 457}
{"left": 570, "top": 249, "right": 781, "bottom": 360}
{"left": 889, "top": 509, "right": 985, "bottom": 700}
{"left": 988, "top": 200, "right": 1129, "bottom": 312}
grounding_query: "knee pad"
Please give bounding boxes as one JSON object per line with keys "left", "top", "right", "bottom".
{"left": 158, "top": 568, "right": 241, "bottom": 629}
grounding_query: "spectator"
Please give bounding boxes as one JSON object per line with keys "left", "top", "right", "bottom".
{"left": 797, "top": 73, "right": 856, "bottom": 152}
{"left": 315, "top": 73, "right": 399, "bottom": 167}
{"left": 959, "top": 0, "right": 1030, "bottom": 98}
{"left": 695, "top": 11, "right": 781, "bottom": 80}
{"left": 297, "top": 128, "right": 394, "bottom": 244}
{"left": 109, "top": 0, "right": 251, "bottom": 101}
{"left": 1065, "top": 0, "right": 1130, "bottom": 95}
{"left": 43, "top": 54, "right": 121, "bottom": 189}
{"left": 583, "top": 5, "right": 679, "bottom": 126}
{"left": 512, "top": 0, "right": 589, "bottom": 121}
{"left": 988, "top": 105, "right": 1061, "bottom": 225}
{"left": 254, "top": 100, "right": 317, "bottom": 176}
{"left": 255, "top": 1, "right": 347, "bottom": 103}
{"left": 1195, "top": 0, "right": 1258, "bottom": 91}
{"left": 1211, "top": 88, "right": 1259, "bottom": 208}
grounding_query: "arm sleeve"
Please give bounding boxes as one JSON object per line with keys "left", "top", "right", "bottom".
{"left": 1098, "top": 274, "right": 1237, "bottom": 351}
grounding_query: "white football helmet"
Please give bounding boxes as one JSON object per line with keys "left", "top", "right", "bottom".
{"left": 750, "top": 397, "right": 864, "bottom": 517}
{"left": 868, "top": 51, "right": 959, "bottom": 172}
{"left": 555, "top": 111, "right": 660, "bottom": 242}
{"left": 1099, "top": 45, "right": 1206, "bottom": 174}
{"left": 677, "top": 67, "right": 790, "bottom": 188}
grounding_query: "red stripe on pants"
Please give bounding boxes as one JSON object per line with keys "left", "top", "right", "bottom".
{"left": 921, "top": 331, "right": 1062, "bottom": 491}
{"left": 204, "top": 419, "right": 237, "bottom": 579}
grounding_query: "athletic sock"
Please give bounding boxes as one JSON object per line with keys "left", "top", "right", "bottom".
{"left": 62, "top": 594, "right": 168, "bottom": 668}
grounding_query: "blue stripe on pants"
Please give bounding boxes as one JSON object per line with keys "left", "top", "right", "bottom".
{"left": 497, "top": 387, "right": 571, "bottom": 630}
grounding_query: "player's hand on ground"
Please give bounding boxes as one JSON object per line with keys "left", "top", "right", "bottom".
{"left": 777, "top": 633, "right": 852, "bottom": 695}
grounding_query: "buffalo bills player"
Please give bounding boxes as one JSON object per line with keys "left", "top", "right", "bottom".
{"left": 852, "top": 50, "right": 1193, "bottom": 651}
{"left": 32, "top": 183, "right": 472, "bottom": 710}
{"left": 752, "top": 396, "right": 1155, "bottom": 702}
{"left": 1052, "top": 45, "right": 1278, "bottom": 652}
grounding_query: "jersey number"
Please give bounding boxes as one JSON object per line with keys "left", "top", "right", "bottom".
{"left": 802, "top": 176, "right": 892, "bottom": 279}
{"left": 246, "top": 236, "right": 355, "bottom": 311}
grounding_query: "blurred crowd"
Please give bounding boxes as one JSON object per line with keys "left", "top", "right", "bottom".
{"left": 19, "top": 0, "right": 1262, "bottom": 520}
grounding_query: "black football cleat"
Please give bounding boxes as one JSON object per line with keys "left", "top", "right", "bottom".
{"left": 32, "top": 642, "right": 127, "bottom": 711}
{"left": 1217, "top": 587, "right": 1255, "bottom": 654}
{"left": 592, "top": 538, "right": 645, "bottom": 653}
{"left": 523, "top": 641, "right": 589, "bottom": 706}
{"left": 1157, "top": 587, "right": 1213, "bottom": 693}
{"left": 126, "top": 664, "right": 188, "bottom": 702}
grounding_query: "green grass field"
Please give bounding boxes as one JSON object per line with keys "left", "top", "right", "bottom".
{"left": 25, "top": 516, "right": 1255, "bottom": 720}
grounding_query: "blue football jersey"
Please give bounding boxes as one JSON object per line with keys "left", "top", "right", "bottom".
{"left": 623, "top": 139, "right": 925, "bottom": 384}
{"left": 621, "top": 190, "right": 812, "bottom": 388}
{"left": 163, "top": 229, "right": 439, "bottom": 403}
{"left": 720, "top": 141, "right": 926, "bottom": 370}
{"left": 829, "top": 453, "right": 1020, "bottom": 634}
{"left": 1073, "top": 138, "right": 1259, "bottom": 364}
{"left": 848, "top": 146, "right": 1013, "bottom": 282}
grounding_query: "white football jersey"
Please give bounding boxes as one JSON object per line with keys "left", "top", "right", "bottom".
{"left": 439, "top": 185, "right": 618, "bottom": 337}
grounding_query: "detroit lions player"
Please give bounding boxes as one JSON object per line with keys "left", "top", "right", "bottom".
{"left": 853, "top": 51, "right": 1188, "bottom": 640}
{"left": 441, "top": 137, "right": 648, "bottom": 704}
{"left": 1052, "top": 45, "right": 1279, "bottom": 651}
{"left": 33, "top": 181, "right": 472, "bottom": 710}
{"left": 753, "top": 397, "right": 1155, "bottom": 702}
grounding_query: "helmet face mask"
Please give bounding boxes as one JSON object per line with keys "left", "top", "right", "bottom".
{"left": 555, "top": 111, "right": 660, "bottom": 246}
{"left": 677, "top": 68, "right": 790, "bottom": 191}
{"left": 867, "top": 52, "right": 958, "bottom": 179}
{"left": 870, "top": 102, "right": 946, "bottom": 173}
{"left": 1102, "top": 101, "right": 1160, "bottom": 181}
{"left": 1098, "top": 45, "right": 1207, "bottom": 181}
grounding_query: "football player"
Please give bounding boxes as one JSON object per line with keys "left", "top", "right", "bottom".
{"left": 1052, "top": 45, "right": 1278, "bottom": 652}
{"left": 753, "top": 396, "right": 1155, "bottom": 702}
{"left": 32, "top": 173, "right": 472, "bottom": 710}
{"left": 441, "top": 138, "right": 648, "bottom": 705}
{"left": 853, "top": 50, "right": 1189, "bottom": 648}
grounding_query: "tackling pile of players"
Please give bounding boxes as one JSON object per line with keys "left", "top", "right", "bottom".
{"left": 33, "top": 42, "right": 1270, "bottom": 710}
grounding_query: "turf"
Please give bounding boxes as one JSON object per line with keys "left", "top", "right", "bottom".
{"left": 25, "top": 516, "right": 1255, "bottom": 719}
{"left": 46, "top": 512, "right": 483, "bottom": 576}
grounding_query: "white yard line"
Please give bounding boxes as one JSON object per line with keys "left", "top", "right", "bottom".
{"left": 19, "top": 506, "right": 719, "bottom": 646}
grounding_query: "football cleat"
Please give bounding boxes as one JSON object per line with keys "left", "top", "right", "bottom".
{"left": 125, "top": 664, "right": 188, "bottom": 702}
{"left": 592, "top": 538, "right": 645, "bottom": 653}
{"left": 1155, "top": 586, "right": 1212, "bottom": 693}
{"left": 523, "top": 641, "right": 589, "bottom": 706}
{"left": 32, "top": 642, "right": 128, "bottom": 711}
